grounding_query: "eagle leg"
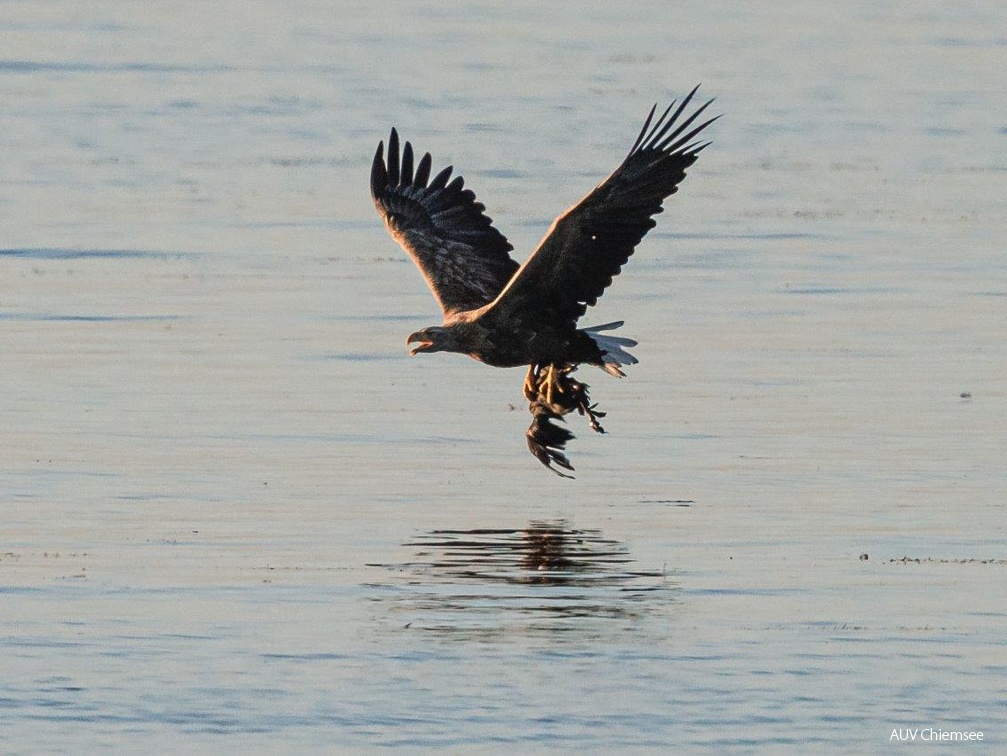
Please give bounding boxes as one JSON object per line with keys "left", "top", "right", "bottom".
{"left": 523, "top": 364, "right": 539, "bottom": 402}
{"left": 544, "top": 364, "right": 560, "bottom": 406}
{"left": 542, "top": 363, "right": 578, "bottom": 407}
{"left": 524, "top": 363, "right": 569, "bottom": 410}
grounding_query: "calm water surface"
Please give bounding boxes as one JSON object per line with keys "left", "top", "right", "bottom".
{"left": 2, "top": 1, "right": 1005, "bottom": 751}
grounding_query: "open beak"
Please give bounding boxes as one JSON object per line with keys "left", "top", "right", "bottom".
{"left": 407, "top": 331, "right": 432, "bottom": 356}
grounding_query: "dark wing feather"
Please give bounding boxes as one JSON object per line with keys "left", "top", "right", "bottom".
{"left": 371, "top": 129, "right": 519, "bottom": 316}
{"left": 485, "top": 86, "right": 719, "bottom": 327}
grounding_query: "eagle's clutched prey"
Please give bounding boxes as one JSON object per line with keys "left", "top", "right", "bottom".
{"left": 370, "top": 86, "right": 718, "bottom": 477}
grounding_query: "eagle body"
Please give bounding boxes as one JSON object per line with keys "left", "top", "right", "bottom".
{"left": 370, "top": 87, "right": 718, "bottom": 474}
{"left": 409, "top": 310, "right": 608, "bottom": 370}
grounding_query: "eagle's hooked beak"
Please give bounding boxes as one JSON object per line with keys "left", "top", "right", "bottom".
{"left": 407, "top": 331, "right": 434, "bottom": 356}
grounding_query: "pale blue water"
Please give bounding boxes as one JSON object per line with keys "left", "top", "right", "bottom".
{"left": 2, "top": 1, "right": 1005, "bottom": 752}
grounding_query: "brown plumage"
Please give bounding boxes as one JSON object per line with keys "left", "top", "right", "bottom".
{"left": 370, "top": 86, "right": 718, "bottom": 475}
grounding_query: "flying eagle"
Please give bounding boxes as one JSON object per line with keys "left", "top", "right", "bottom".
{"left": 371, "top": 86, "right": 718, "bottom": 476}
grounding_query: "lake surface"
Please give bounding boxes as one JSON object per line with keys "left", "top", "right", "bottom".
{"left": 2, "top": 1, "right": 1005, "bottom": 751}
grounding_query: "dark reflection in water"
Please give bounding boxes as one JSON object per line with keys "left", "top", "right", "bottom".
{"left": 368, "top": 521, "right": 678, "bottom": 639}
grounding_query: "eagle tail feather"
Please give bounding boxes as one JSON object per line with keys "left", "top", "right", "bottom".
{"left": 583, "top": 321, "right": 638, "bottom": 374}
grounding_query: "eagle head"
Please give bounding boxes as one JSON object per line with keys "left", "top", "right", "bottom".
{"left": 407, "top": 326, "right": 455, "bottom": 356}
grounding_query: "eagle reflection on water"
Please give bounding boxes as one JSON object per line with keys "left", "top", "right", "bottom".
{"left": 409, "top": 521, "right": 633, "bottom": 586}
{"left": 370, "top": 521, "right": 676, "bottom": 636}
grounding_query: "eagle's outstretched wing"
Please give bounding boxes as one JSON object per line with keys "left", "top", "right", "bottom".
{"left": 371, "top": 129, "right": 519, "bottom": 316}
{"left": 483, "top": 86, "right": 718, "bottom": 327}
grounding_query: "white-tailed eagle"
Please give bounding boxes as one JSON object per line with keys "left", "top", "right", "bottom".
{"left": 371, "top": 86, "right": 718, "bottom": 476}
